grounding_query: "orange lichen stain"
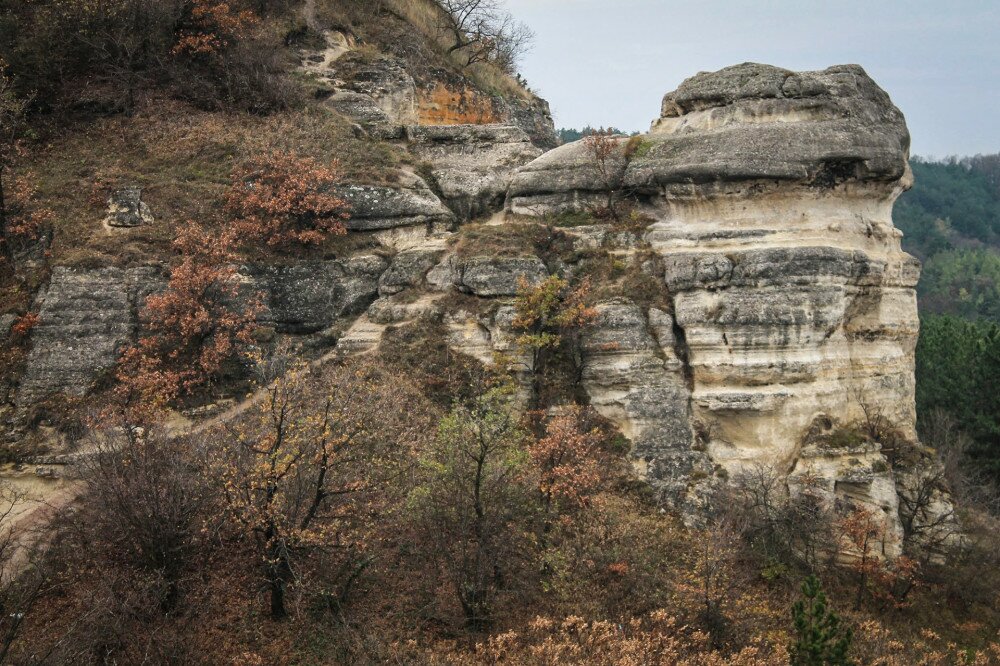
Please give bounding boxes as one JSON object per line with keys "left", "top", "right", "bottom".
{"left": 417, "top": 83, "right": 504, "bottom": 125}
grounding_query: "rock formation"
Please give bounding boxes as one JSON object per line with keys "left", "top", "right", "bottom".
{"left": 15, "top": 267, "right": 162, "bottom": 412}
{"left": 8, "top": 62, "right": 958, "bottom": 557}
{"left": 103, "top": 187, "right": 154, "bottom": 228}
{"left": 506, "top": 63, "right": 952, "bottom": 553}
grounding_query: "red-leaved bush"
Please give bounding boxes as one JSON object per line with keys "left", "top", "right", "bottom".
{"left": 225, "top": 151, "right": 349, "bottom": 250}
{"left": 173, "top": 0, "right": 258, "bottom": 57}
{"left": 116, "top": 222, "right": 259, "bottom": 413}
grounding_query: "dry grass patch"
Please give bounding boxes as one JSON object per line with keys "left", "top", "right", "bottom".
{"left": 24, "top": 99, "right": 406, "bottom": 268}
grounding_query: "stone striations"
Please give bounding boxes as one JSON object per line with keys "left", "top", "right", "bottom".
{"left": 407, "top": 124, "right": 542, "bottom": 220}
{"left": 506, "top": 63, "right": 943, "bottom": 550}
{"left": 336, "top": 173, "right": 455, "bottom": 232}
{"left": 15, "top": 257, "right": 394, "bottom": 411}
{"left": 15, "top": 266, "right": 162, "bottom": 411}
{"left": 581, "top": 301, "right": 707, "bottom": 506}
{"left": 239, "top": 255, "right": 389, "bottom": 334}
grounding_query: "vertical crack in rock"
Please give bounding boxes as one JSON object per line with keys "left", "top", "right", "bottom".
{"left": 670, "top": 311, "right": 695, "bottom": 393}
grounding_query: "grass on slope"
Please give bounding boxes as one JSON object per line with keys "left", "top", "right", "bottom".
{"left": 24, "top": 100, "right": 406, "bottom": 269}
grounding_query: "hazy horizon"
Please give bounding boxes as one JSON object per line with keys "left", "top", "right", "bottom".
{"left": 507, "top": 0, "right": 1000, "bottom": 158}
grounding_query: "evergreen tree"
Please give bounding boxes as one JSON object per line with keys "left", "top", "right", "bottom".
{"left": 790, "top": 575, "right": 854, "bottom": 666}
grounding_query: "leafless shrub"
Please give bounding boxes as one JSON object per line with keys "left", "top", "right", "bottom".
{"left": 582, "top": 131, "right": 648, "bottom": 221}
{"left": 436, "top": 0, "right": 535, "bottom": 73}
{"left": 0, "top": 482, "right": 60, "bottom": 664}
{"left": 728, "top": 465, "right": 837, "bottom": 575}
{"left": 921, "top": 408, "right": 999, "bottom": 514}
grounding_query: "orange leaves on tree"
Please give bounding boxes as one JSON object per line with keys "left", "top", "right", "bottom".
{"left": 512, "top": 275, "right": 598, "bottom": 352}
{"left": 530, "top": 405, "right": 605, "bottom": 511}
{"left": 838, "top": 506, "right": 919, "bottom": 610}
{"left": 10, "top": 311, "right": 39, "bottom": 338}
{"left": 224, "top": 151, "right": 350, "bottom": 250}
{"left": 1, "top": 172, "right": 53, "bottom": 259}
{"left": 116, "top": 221, "right": 259, "bottom": 412}
{"left": 173, "top": 0, "right": 258, "bottom": 57}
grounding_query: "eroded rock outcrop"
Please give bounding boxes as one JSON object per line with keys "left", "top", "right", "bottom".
{"left": 15, "top": 266, "right": 162, "bottom": 412}
{"left": 14, "top": 257, "right": 391, "bottom": 412}
{"left": 337, "top": 174, "right": 455, "bottom": 232}
{"left": 407, "top": 125, "right": 543, "bottom": 219}
{"left": 507, "top": 63, "right": 949, "bottom": 551}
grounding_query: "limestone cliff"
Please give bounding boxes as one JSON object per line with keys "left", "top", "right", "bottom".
{"left": 507, "top": 63, "right": 951, "bottom": 553}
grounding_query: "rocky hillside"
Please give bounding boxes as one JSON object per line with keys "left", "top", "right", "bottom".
{"left": 5, "top": 57, "right": 957, "bottom": 553}
{"left": 1, "top": 2, "right": 996, "bottom": 663}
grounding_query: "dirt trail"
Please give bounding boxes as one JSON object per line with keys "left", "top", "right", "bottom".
{"left": 1, "top": 470, "right": 80, "bottom": 582}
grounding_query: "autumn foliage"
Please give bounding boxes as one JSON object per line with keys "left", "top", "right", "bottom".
{"left": 9, "top": 311, "right": 39, "bottom": 339}
{"left": 116, "top": 222, "right": 258, "bottom": 411}
{"left": 173, "top": 0, "right": 259, "bottom": 57}
{"left": 225, "top": 151, "right": 350, "bottom": 250}
{"left": 530, "top": 405, "right": 605, "bottom": 512}
{"left": 206, "top": 359, "right": 435, "bottom": 619}
{"left": 512, "top": 274, "right": 598, "bottom": 407}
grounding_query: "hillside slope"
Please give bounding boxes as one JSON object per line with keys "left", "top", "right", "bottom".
{"left": 0, "top": 4, "right": 999, "bottom": 664}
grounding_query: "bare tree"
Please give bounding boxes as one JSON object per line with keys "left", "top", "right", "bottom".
{"left": 583, "top": 131, "right": 646, "bottom": 221}
{"left": 0, "top": 482, "right": 51, "bottom": 664}
{"left": 436, "top": 0, "right": 534, "bottom": 73}
{"left": 75, "top": 0, "right": 184, "bottom": 116}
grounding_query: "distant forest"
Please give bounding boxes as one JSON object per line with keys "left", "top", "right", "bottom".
{"left": 893, "top": 155, "right": 1000, "bottom": 480}
{"left": 556, "top": 126, "right": 638, "bottom": 143}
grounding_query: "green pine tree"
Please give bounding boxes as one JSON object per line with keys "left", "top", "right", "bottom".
{"left": 790, "top": 575, "right": 854, "bottom": 666}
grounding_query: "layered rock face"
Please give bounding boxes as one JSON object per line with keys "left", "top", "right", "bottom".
{"left": 15, "top": 267, "right": 162, "bottom": 412}
{"left": 508, "top": 63, "right": 938, "bottom": 550}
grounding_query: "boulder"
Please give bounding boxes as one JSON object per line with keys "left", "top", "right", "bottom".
{"left": 378, "top": 248, "right": 444, "bottom": 295}
{"left": 336, "top": 173, "right": 454, "bottom": 231}
{"left": 239, "top": 255, "right": 389, "bottom": 334}
{"left": 457, "top": 255, "right": 549, "bottom": 297}
{"left": 103, "top": 186, "right": 154, "bottom": 228}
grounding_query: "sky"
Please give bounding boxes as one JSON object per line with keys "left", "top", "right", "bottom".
{"left": 505, "top": 0, "right": 1000, "bottom": 158}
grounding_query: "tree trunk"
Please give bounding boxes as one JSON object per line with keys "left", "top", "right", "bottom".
{"left": 269, "top": 574, "right": 287, "bottom": 620}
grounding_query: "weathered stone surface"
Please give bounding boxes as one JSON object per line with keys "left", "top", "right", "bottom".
{"left": 407, "top": 124, "right": 542, "bottom": 219}
{"left": 501, "top": 63, "right": 952, "bottom": 543}
{"left": 580, "top": 301, "right": 707, "bottom": 506}
{"left": 103, "top": 186, "right": 154, "bottom": 228}
{"left": 425, "top": 253, "right": 549, "bottom": 296}
{"left": 378, "top": 248, "right": 443, "bottom": 295}
{"left": 15, "top": 266, "right": 161, "bottom": 409}
{"left": 0, "top": 313, "right": 16, "bottom": 339}
{"left": 508, "top": 63, "right": 910, "bottom": 214}
{"left": 325, "top": 91, "right": 404, "bottom": 139}
{"left": 457, "top": 255, "right": 548, "bottom": 297}
{"left": 14, "top": 256, "right": 391, "bottom": 410}
{"left": 506, "top": 95, "right": 558, "bottom": 150}
{"left": 339, "top": 56, "right": 418, "bottom": 126}
{"left": 239, "top": 255, "right": 388, "bottom": 334}
{"left": 336, "top": 174, "right": 454, "bottom": 231}
{"left": 307, "top": 49, "right": 417, "bottom": 139}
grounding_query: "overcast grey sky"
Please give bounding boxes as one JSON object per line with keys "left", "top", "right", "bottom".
{"left": 506, "top": 0, "right": 999, "bottom": 158}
